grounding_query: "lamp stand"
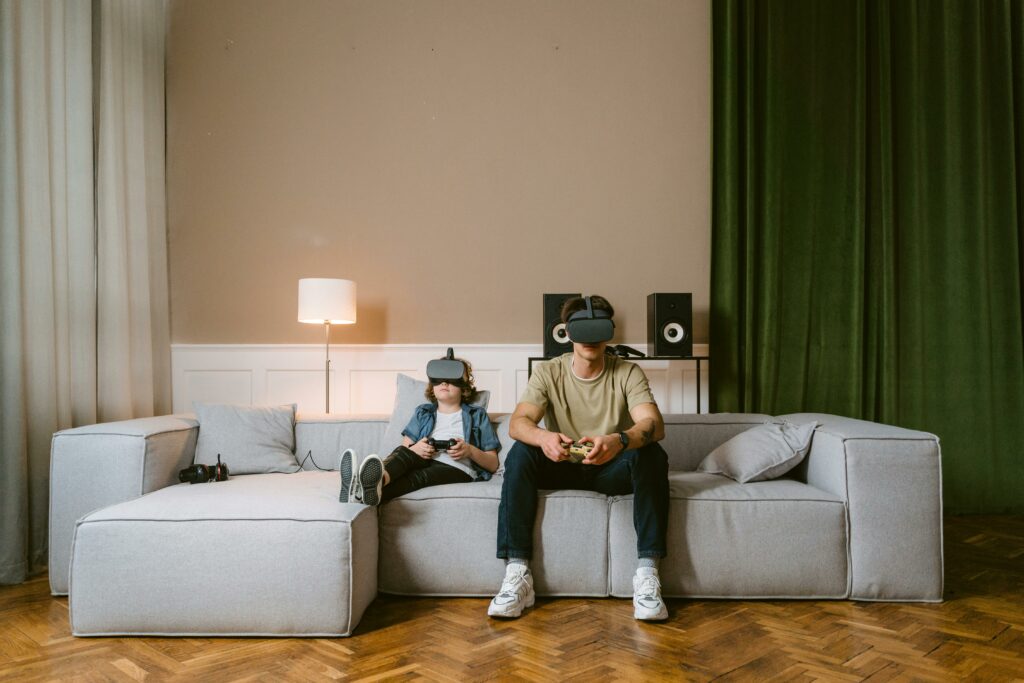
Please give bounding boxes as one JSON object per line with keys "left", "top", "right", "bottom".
{"left": 324, "top": 321, "right": 331, "bottom": 413}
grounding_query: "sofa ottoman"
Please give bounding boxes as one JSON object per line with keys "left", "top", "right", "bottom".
{"left": 69, "top": 471, "right": 377, "bottom": 637}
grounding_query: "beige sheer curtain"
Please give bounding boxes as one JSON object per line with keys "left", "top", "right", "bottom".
{"left": 0, "top": 0, "right": 169, "bottom": 585}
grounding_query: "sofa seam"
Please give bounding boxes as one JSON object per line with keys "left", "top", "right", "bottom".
{"left": 843, "top": 437, "right": 854, "bottom": 598}
{"left": 53, "top": 427, "right": 196, "bottom": 439}
{"left": 76, "top": 517, "right": 357, "bottom": 525}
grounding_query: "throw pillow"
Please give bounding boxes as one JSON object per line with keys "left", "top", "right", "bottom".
{"left": 194, "top": 402, "right": 299, "bottom": 475}
{"left": 380, "top": 373, "right": 490, "bottom": 451}
{"left": 697, "top": 420, "right": 818, "bottom": 483}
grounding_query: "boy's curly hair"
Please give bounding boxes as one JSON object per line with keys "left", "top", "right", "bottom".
{"left": 424, "top": 356, "right": 480, "bottom": 405}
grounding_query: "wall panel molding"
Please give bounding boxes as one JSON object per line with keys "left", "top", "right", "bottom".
{"left": 172, "top": 344, "right": 710, "bottom": 416}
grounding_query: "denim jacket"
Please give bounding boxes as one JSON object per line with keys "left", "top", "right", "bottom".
{"left": 401, "top": 402, "right": 501, "bottom": 481}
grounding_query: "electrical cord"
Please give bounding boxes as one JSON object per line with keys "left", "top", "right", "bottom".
{"left": 291, "top": 449, "right": 335, "bottom": 473}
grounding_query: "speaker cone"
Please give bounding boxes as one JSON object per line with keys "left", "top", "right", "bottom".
{"left": 662, "top": 321, "right": 686, "bottom": 344}
{"left": 552, "top": 322, "right": 569, "bottom": 343}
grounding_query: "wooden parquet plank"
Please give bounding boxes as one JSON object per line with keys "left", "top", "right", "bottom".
{"left": 2, "top": 516, "right": 1024, "bottom": 681}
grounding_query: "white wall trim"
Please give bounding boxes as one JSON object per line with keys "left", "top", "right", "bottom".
{"left": 171, "top": 343, "right": 710, "bottom": 415}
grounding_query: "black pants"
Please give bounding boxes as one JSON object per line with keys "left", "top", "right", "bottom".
{"left": 497, "top": 440, "right": 670, "bottom": 560}
{"left": 381, "top": 446, "right": 472, "bottom": 503}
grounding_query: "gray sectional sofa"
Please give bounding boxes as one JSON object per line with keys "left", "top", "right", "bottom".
{"left": 49, "top": 412, "right": 943, "bottom": 637}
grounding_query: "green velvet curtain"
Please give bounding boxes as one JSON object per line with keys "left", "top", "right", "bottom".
{"left": 710, "top": 0, "right": 1024, "bottom": 513}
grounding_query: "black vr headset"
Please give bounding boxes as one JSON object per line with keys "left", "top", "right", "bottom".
{"left": 426, "top": 348, "right": 467, "bottom": 387}
{"left": 566, "top": 296, "right": 615, "bottom": 344}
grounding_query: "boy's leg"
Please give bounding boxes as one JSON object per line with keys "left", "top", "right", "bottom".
{"left": 381, "top": 459, "right": 471, "bottom": 503}
{"left": 382, "top": 445, "right": 430, "bottom": 484}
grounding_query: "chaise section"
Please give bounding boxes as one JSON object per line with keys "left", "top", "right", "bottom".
{"left": 70, "top": 471, "right": 377, "bottom": 637}
{"left": 49, "top": 415, "right": 199, "bottom": 595}
{"left": 784, "top": 413, "right": 944, "bottom": 602}
{"left": 378, "top": 482, "right": 609, "bottom": 596}
{"left": 608, "top": 472, "right": 849, "bottom": 598}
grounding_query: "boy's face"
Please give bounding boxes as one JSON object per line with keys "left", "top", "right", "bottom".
{"left": 432, "top": 380, "right": 463, "bottom": 402}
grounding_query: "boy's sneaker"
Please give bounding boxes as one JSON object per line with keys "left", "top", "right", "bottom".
{"left": 633, "top": 567, "right": 668, "bottom": 621}
{"left": 356, "top": 454, "right": 384, "bottom": 506}
{"left": 487, "top": 565, "right": 535, "bottom": 618}
{"left": 338, "top": 449, "right": 356, "bottom": 503}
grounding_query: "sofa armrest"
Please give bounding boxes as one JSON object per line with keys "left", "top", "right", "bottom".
{"left": 48, "top": 415, "right": 199, "bottom": 595}
{"left": 784, "top": 413, "right": 943, "bottom": 602}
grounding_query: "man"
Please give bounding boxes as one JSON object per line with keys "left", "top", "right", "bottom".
{"left": 488, "top": 295, "right": 670, "bottom": 621}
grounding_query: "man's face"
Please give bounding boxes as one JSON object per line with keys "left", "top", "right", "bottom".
{"left": 573, "top": 340, "right": 608, "bottom": 362}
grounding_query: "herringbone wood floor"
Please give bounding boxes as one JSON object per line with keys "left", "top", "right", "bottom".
{"left": 2, "top": 516, "right": 1022, "bottom": 682}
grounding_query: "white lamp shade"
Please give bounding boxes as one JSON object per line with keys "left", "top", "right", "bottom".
{"left": 298, "top": 278, "right": 357, "bottom": 324}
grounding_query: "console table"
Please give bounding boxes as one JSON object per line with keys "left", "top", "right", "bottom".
{"left": 527, "top": 355, "right": 710, "bottom": 413}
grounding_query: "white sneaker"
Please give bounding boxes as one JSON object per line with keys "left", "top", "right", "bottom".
{"left": 487, "top": 565, "right": 535, "bottom": 618}
{"left": 633, "top": 568, "right": 668, "bottom": 621}
{"left": 356, "top": 454, "right": 384, "bottom": 506}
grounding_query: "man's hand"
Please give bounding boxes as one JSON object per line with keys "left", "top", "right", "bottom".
{"left": 448, "top": 438, "right": 471, "bottom": 460}
{"left": 579, "top": 434, "right": 623, "bottom": 466}
{"left": 538, "top": 430, "right": 574, "bottom": 463}
{"left": 410, "top": 438, "right": 437, "bottom": 459}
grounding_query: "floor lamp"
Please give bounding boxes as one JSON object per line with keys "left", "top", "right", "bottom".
{"left": 298, "top": 278, "right": 356, "bottom": 413}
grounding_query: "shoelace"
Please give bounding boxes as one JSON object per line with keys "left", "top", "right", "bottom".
{"left": 636, "top": 574, "right": 662, "bottom": 599}
{"left": 499, "top": 572, "right": 528, "bottom": 599}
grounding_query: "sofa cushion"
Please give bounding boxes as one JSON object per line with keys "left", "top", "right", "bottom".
{"left": 193, "top": 402, "right": 298, "bottom": 474}
{"left": 697, "top": 420, "right": 818, "bottom": 483}
{"left": 70, "top": 472, "right": 377, "bottom": 636}
{"left": 377, "top": 481, "right": 608, "bottom": 597}
{"left": 608, "top": 472, "right": 849, "bottom": 598}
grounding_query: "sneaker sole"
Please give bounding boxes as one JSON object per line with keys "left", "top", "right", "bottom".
{"left": 338, "top": 450, "right": 354, "bottom": 503}
{"left": 488, "top": 592, "right": 535, "bottom": 618}
{"left": 358, "top": 456, "right": 384, "bottom": 506}
{"left": 634, "top": 604, "right": 668, "bottom": 621}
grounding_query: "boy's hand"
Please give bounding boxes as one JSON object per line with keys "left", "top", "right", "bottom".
{"left": 448, "top": 438, "right": 470, "bottom": 460}
{"left": 410, "top": 438, "right": 436, "bottom": 459}
{"left": 539, "top": 431, "right": 574, "bottom": 462}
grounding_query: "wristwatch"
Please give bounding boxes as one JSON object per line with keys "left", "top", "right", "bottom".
{"left": 617, "top": 431, "right": 629, "bottom": 452}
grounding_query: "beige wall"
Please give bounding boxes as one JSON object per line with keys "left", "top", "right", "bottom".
{"left": 166, "top": 0, "right": 710, "bottom": 345}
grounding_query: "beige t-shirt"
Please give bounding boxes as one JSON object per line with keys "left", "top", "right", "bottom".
{"left": 520, "top": 353, "right": 657, "bottom": 439}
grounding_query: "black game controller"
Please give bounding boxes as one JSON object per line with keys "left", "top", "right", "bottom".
{"left": 427, "top": 438, "right": 458, "bottom": 450}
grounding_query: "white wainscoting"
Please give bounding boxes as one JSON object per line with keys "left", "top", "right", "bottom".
{"left": 171, "top": 344, "right": 710, "bottom": 416}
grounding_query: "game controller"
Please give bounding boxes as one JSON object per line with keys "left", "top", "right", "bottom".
{"left": 427, "top": 438, "right": 458, "bottom": 450}
{"left": 565, "top": 441, "right": 594, "bottom": 463}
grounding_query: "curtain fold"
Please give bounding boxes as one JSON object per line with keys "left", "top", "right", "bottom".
{"left": 711, "top": 0, "right": 1024, "bottom": 513}
{"left": 0, "top": 0, "right": 169, "bottom": 585}
{"left": 96, "top": 0, "right": 171, "bottom": 421}
{"left": 1, "top": 0, "right": 94, "bottom": 586}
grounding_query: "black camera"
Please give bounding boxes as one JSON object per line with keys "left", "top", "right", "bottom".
{"left": 179, "top": 455, "right": 229, "bottom": 484}
{"left": 427, "top": 438, "right": 457, "bottom": 450}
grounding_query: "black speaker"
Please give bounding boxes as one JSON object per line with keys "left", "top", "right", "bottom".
{"left": 647, "top": 293, "right": 692, "bottom": 357}
{"left": 543, "top": 293, "right": 581, "bottom": 358}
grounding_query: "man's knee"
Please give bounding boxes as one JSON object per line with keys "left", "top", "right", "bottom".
{"left": 502, "top": 441, "right": 543, "bottom": 480}
{"left": 633, "top": 443, "right": 669, "bottom": 476}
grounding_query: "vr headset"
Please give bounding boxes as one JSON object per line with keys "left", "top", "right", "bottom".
{"left": 566, "top": 296, "right": 615, "bottom": 343}
{"left": 426, "top": 348, "right": 467, "bottom": 387}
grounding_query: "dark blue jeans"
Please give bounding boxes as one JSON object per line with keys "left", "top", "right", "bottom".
{"left": 497, "top": 440, "right": 669, "bottom": 560}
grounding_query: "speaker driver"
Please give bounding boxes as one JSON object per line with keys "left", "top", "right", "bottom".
{"left": 662, "top": 322, "right": 686, "bottom": 343}
{"left": 543, "top": 293, "right": 581, "bottom": 358}
{"left": 647, "top": 292, "right": 693, "bottom": 357}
